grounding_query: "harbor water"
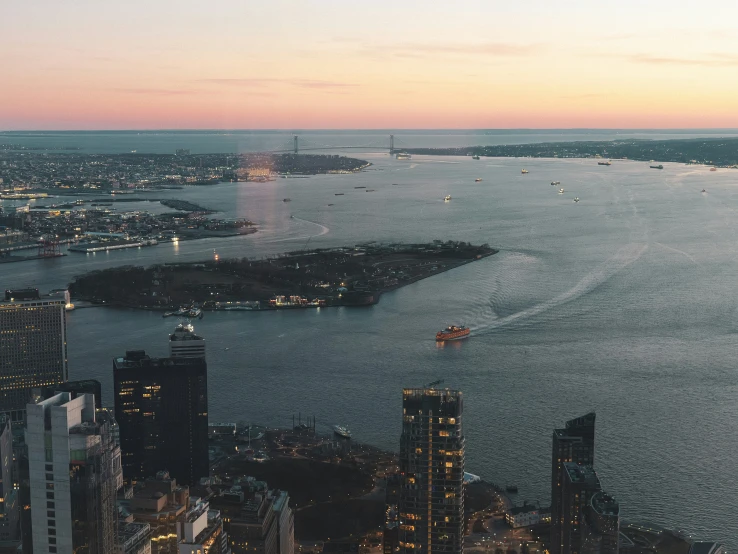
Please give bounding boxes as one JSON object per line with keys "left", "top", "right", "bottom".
{"left": 1, "top": 131, "right": 737, "bottom": 546}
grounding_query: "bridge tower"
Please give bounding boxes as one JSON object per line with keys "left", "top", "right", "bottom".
{"left": 390, "top": 134, "right": 394, "bottom": 154}
{"left": 293, "top": 135, "right": 298, "bottom": 155}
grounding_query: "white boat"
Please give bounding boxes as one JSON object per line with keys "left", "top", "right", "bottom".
{"left": 558, "top": 188, "right": 564, "bottom": 194}
{"left": 444, "top": 195, "right": 452, "bottom": 202}
{"left": 573, "top": 197, "right": 580, "bottom": 203}
{"left": 333, "top": 425, "right": 351, "bottom": 439}
{"left": 521, "top": 169, "right": 529, "bottom": 174}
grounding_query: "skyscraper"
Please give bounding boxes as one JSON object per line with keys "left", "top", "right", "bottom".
{"left": 398, "top": 387, "right": 464, "bottom": 554}
{"left": 113, "top": 350, "right": 208, "bottom": 486}
{"left": 551, "top": 413, "right": 596, "bottom": 554}
{"left": 584, "top": 491, "right": 620, "bottom": 554}
{"left": 0, "top": 416, "right": 19, "bottom": 546}
{"left": 26, "top": 392, "right": 122, "bottom": 554}
{"left": 0, "top": 289, "right": 68, "bottom": 420}
{"left": 169, "top": 322, "right": 206, "bottom": 359}
{"left": 559, "top": 463, "right": 600, "bottom": 554}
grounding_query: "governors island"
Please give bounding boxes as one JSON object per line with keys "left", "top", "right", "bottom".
{"left": 68, "top": 241, "right": 496, "bottom": 311}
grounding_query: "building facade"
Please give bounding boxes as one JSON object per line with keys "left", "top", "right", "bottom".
{"left": 113, "top": 350, "right": 208, "bottom": 486}
{"left": 117, "top": 520, "right": 152, "bottom": 554}
{"left": 0, "top": 289, "right": 68, "bottom": 419}
{"left": 551, "top": 413, "right": 596, "bottom": 554}
{"left": 398, "top": 387, "right": 464, "bottom": 554}
{"left": 0, "top": 417, "right": 19, "bottom": 546}
{"left": 505, "top": 505, "right": 541, "bottom": 529}
{"left": 26, "top": 392, "right": 122, "bottom": 554}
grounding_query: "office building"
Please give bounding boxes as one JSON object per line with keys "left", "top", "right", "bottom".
{"left": 116, "top": 519, "right": 152, "bottom": 554}
{"left": 169, "top": 322, "right": 206, "bottom": 359}
{"left": 177, "top": 496, "right": 230, "bottom": 554}
{"left": 0, "top": 417, "right": 19, "bottom": 547}
{"left": 125, "top": 472, "right": 190, "bottom": 554}
{"left": 559, "top": 463, "right": 601, "bottom": 554}
{"left": 26, "top": 392, "right": 122, "bottom": 554}
{"left": 114, "top": 351, "right": 208, "bottom": 485}
{"left": 211, "top": 478, "right": 293, "bottom": 554}
{"left": 0, "top": 289, "right": 68, "bottom": 419}
{"left": 41, "top": 379, "right": 103, "bottom": 410}
{"left": 551, "top": 413, "right": 596, "bottom": 554}
{"left": 398, "top": 387, "right": 464, "bottom": 554}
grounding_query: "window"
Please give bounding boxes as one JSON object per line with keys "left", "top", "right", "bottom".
{"left": 47, "top": 520, "right": 55, "bottom": 528}
{"left": 47, "top": 502, "right": 54, "bottom": 509}
{"left": 45, "top": 473, "right": 53, "bottom": 481}
{"left": 46, "top": 493, "right": 54, "bottom": 500}
{"left": 49, "top": 538, "right": 56, "bottom": 545}
{"left": 45, "top": 464, "right": 53, "bottom": 472}
{"left": 47, "top": 510, "right": 55, "bottom": 518}
{"left": 49, "top": 548, "right": 56, "bottom": 553}
{"left": 49, "top": 529, "right": 56, "bottom": 536}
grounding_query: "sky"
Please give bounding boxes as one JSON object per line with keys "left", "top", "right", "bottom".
{"left": 2, "top": 0, "right": 738, "bottom": 130}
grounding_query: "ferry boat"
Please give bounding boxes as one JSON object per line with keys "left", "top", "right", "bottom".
{"left": 436, "top": 325, "right": 470, "bottom": 341}
{"left": 444, "top": 195, "right": 452, "bottom": 201}
{"left": 521, "top": 169, "right": 529, "bottom": 174}
{"left": 475, "top": 178, "right": 483, "bottom": 182}
{"left": 333, "top": 425, "right": 352, "bottom": 439}
{"left": 598, "top": 161, "right": 612, "bottom": 166}
{"left": 396, "top": 152, "right": 411, "bottom": 160}
{"left": 650, "top": 164, "right": 664, "bottom": 170}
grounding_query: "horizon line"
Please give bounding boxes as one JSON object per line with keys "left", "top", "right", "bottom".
{"left": 3, "top": 127, "right": 738, "bottom": 133}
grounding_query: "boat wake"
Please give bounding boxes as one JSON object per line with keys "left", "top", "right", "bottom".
{"left": 291, "top": 216, "right": 330, "bottom": 236}
{"left": 471, "top": 243, "right": 648, "bottom": 334}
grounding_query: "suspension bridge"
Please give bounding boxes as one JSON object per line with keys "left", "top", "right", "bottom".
{"left": 266, "top": 134, "right": 408, "bottom": 155}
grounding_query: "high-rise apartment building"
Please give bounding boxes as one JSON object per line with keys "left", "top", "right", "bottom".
{"left": 0, "top": 289, "right": 68, "bottom": 419}
{"left": 26, "top": 392, "right": 122, "bottom": 554}
{"left": 559, "top": 463, "right": 620, "bottom": 554}
{"left": 169, "top": 323, "right": 206, "bottom": 359}
{"left": 551, "top": 413, "right": 596, "bottom": 554}
{"left": 398, "top": 387, "right": 464, "bottom": 554}
{"left": 113, "top": 350, "right": 208, "bottom": 485}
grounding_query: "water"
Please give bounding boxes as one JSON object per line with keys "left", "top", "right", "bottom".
{"left": 2, "top": 132, "right": 737, "bottom": 547}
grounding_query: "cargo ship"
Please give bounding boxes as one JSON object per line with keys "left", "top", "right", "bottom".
{"left": 436, "top": 325, "right": 470, "bottom": 341}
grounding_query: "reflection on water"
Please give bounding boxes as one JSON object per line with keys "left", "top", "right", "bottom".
{"left": 435, "top": 340, "right": 464, "bottom": 350}
{"left": 4, "top": 149, "right": 737, "bottom": 547}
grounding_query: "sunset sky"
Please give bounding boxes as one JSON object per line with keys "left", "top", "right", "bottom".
{"left": 2, "top": 0, "right": 738, "bottom": 129}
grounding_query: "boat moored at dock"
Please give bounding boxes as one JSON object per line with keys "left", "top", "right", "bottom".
{"left": 333, "top": 425, "right": 351, "bottom": 439}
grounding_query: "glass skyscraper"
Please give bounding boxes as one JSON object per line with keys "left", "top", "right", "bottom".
{"left": 398, "top": 387, "right": 464, "bottom": 554}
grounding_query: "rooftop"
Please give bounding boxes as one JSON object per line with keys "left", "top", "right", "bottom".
{"left": 590, "top": 491, "right": 619, "bottom": 517}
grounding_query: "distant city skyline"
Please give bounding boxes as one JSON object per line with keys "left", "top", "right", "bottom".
{"left": 3, "top": 0, "right": 738, "bottom": 130}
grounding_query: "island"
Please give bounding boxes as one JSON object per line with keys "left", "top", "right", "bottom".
{"left": 404, "top": 137, "right": 738, "bottom": 167}
{"left": 68, "top": 241, "right": 497, "bottom": 310}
